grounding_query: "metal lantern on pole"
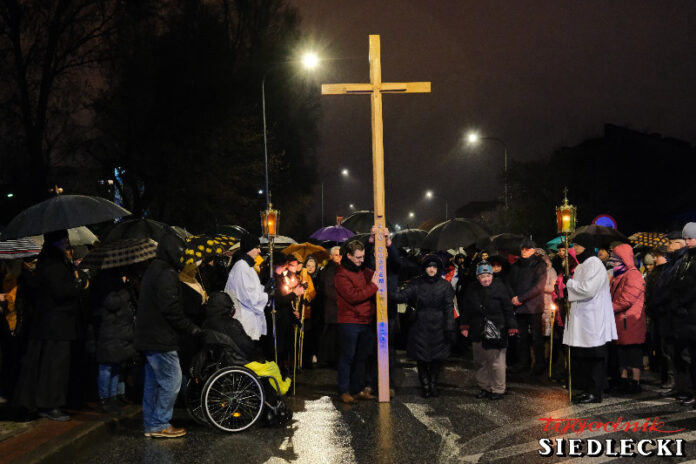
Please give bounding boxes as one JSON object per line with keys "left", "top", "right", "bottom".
{"left": 261, "top": 204, "right": 280, "bottom": 363}
{"left": 555, "top": 187, "right": 576, "bottom": 401}
{"left": 261, "top": 205, "right": 279, "bottom": 237}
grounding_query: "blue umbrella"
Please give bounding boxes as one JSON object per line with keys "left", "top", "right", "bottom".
{"left": 546, "top": 236, "right": 570, "bottom": 251}
{"left": 310, "top": 225, "right": 355, "bottom": 243}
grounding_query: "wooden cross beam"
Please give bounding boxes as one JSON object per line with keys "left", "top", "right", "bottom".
{"left": 322, "top": 35, "right": 431, "bottom": 403}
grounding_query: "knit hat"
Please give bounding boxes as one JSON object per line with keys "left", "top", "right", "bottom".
{"left": 239, "top": 235, "right": 260, "bottom": 254}
{"left": 572, "top": 233, "right": 595, "bottom": 250}
{"left": 682, "top": 222, "right": 696, "bottom": 239}
{"left": 520, "top": 237, "right": 537, "bottom": 250}
{"left": 421, "top": 254, "right": 443, "bottom": 273}
{"left": 476, "top": 261, "right": 493, "bottom": 276}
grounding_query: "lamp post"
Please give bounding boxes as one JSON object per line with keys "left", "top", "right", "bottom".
{"left": 425, "top": 190, "right": 448, "bottom": 221}
{"left": 555, "top": 187, "right": 576, "bottom": 401}
{"left": 259, "top": 51, "right": 316, "bottom": 362}
{"left": 261, "top": 204, "right": 280, "bottom": 362}
{"left": 466, "top": 132, "right": 509, "bottom": 209}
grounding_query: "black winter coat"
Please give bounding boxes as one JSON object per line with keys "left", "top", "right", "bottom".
{"left": 670, "top": 247, "right": 696, "bottom": 341}
{"left": 318, "top": 262, "right": 339, "bottom": 324}
{"left": 506, "top": 255, "right": 547, "bottom": 315}
{"left": 202, "top": 292, "right": 264, "bottom": 363}
{"left": 391, "top": 275, "right": 455, "bottom": 362}
{"left": 34, "top": 245, "right": 86, "bottom": 340}
{"left": 135, "top": 234, "right": 200, "bottom": 352}
{"left": 93, "top": 282, "right": 136, "bottom": 364}
{"left": 459, "top": 279, "right": 517, "bottom": 345}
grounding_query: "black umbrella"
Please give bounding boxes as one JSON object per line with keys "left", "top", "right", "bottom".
{"left": 340, "top": 210, "right": 393, "bottom": 234}
{"left": 489, "top": 233, "right": 526, "bottom": 251}
{"left": 390, "top": 228, "right": 427, "bottom": 249}
{"left": 421, "top": 218, "right": 490, "bottom": 251}
{"left": 570, "top": 225, "right": 628, "bottom": 248}
{"left": 1, "top": 195, "right": 131, "bottom": 240}
{"left": 102, "top": 218, "right": 184, "bottom": 243}
{"left": 216, "top": 225, "right": 249, "bottom": 239}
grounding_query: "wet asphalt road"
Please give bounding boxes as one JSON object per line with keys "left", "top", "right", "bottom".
{"left": 72, "top": 355, "right": 696, "bottom": 464}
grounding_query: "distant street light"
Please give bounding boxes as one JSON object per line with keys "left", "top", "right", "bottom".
{"left": 321, "top": 167, "right": 351, "bottom": 227}
{"left": 466, "top": 131, "right": 509, "bottom": 209}
{"left": 424, "top": 189, "right": 448, "bottom": 220}
{"left": 341, "top": 168, "right": 349, "bottom": 177}
{"left": 258, "top": 189, "right": 264, "bottom": 195}
{"left": 409, "top": 212, "right": 415, "bottom": 218}
{"left": 349, "top": 203, "right": 355, "bottom": 209}
{"left": 302, "top": 52, "right": 319, "bottom": 69}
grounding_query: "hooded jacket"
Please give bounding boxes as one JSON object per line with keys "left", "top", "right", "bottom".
{"left": 202, "top": 292, "right": 264, "bottom": 363}
{"left": 610, "top": 244, "right": 646, "bottom": 345}
{"left": 92, "top": 269, "right": 136, "bottom": 364}
{"left": 135, "top": 234, "right": 200, "bottom": 352}
{"left": 506, "top": 254, "right": 547, "bottom": 314}
{"left": 334, "top": 256, "right": 377, "bottom": 324}
{"left": 390, "top": 255, "right": 456, "bottom": 361}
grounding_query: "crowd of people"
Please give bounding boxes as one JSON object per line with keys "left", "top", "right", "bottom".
{"left": 1, "top": 221, "right": 695, "bottom": 438}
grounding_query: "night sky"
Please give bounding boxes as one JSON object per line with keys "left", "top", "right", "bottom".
{"left": 293, "top": 0, "right": 696, "bottom": 229}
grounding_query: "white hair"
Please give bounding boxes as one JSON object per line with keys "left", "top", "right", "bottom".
{"left": 330, "top": 246, "right": 340, "bottom": 254}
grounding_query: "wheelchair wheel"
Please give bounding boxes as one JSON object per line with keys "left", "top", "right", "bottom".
{"left": 201, "top": 366, "right": 265, "bottom": 432}
{"left": 184, "top": 377, "right": 208, "bottom": 426}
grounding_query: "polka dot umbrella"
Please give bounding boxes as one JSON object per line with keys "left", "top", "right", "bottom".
{"left": 182, "top": 234, "right": 237, "bottom": 265}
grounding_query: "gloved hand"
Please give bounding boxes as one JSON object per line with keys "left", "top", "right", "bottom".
{"left": 508, "top": 328, "right": 519, "bottom": 336}
{"left": 460, "top": 325, "right": 469, "bottom": 338}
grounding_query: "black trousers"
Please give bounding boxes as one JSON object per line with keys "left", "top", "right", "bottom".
{"left": 318, "top": 323, "right": 340, "bottom": 367}
{"left": 571, "top": 344, "right": 608, "bottom": 399}
{"left": 515, "top": 313, "right": 544, "bottom": 367}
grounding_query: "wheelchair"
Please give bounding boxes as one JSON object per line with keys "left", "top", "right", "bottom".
{"left": 183, "top": 333, "right": 291, "bottom": 433}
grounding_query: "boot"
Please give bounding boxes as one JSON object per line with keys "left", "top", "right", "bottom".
{"left": 417, "top": 363, "right": 431, "bottom": 398}
{"left": 626, "top": 379, "right": 642, "bottom": 394}
{"left": 429, "top": 362, "right": 441, "bottom": 398}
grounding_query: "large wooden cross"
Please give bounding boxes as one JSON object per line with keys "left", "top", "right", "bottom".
{"left": 322, "top": 35, "right": 431, "bottom": 402}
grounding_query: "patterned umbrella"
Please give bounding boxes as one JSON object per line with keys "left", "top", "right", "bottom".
{"left": 629, "top": 232, "right": 668, "bottom": 248}
{"left": 80, "top": 238, "right": 157, "bottom": 270}
{"left": 183, "top": 234, "right": 237, "bottom": 265}
{"left": 0, "top": 237, "right": 41, "bottom": 259}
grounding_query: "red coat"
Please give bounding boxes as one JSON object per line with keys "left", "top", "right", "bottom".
{"left": 610, "top": 244, "right": 646, "bottom": 345}
{"left": 334, "top": 264, "right": 377, "bottom": 324}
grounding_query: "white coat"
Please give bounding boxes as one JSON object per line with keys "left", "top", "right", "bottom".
{"left": 225, "top": 257, "right": 268, "bottom": 340}
{"left": 562, "top": 256, "right": 617, "bottom": 348}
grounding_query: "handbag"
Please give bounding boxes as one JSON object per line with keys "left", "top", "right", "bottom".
{"left": 480, "top": 299, "right": 507, "bottom": 349}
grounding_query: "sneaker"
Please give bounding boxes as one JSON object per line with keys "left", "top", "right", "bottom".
{"left": 339, "top": 393, "right": 356, "bottom": 404}
{"left": 39, "top": 409, "right": 71, "bottom": 422}
{"left": 149, "top": 426, "right": 187, "bottom": 438}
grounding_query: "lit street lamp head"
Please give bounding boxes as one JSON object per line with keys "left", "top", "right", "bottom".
{"left": 466, "top": 131, "right": 479, "bottom": 144}
{"left": 425, "top": 190, "right": 433, "bottom": 199}
{"left": 409, "top": 212, "right": 415, "bottom": 218}
{"left": 341, "top": 168, "right": 349, "bottom": 176}
{"left": 301, "top": 52, "right": 319, "bottom": 69}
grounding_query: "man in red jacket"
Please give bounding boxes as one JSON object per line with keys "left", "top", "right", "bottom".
{"left": 334, "top": 240, "right": 380, "bottom": 403}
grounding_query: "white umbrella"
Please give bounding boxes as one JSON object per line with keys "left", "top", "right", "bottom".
{"left": 31, "top": 226, "right": 99, "bottom": 247}
{"left": 260, "top": 235, "right": 297, "bottom": 245}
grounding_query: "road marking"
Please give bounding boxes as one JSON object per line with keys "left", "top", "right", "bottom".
{"left": 264, "top": 396, "right": 356, "bottom": 464}
{"left": 403, "top": 402, "right": 465, "bottom": 464}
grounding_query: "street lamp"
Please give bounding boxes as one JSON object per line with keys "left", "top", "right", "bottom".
{"left": 262, "top": 51, "right": 320, "bottom": 218}
{"left": 409, "top": 211, "right": 415, "bottom": 218}
{"left": 424, "top": 189, "right": 448, "bottom": 220}
{"left": 321, "top": 167, "right": 351, "bottom": 227}
{"left": 466, "top": 131, "right": 509, "bottom": 209}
